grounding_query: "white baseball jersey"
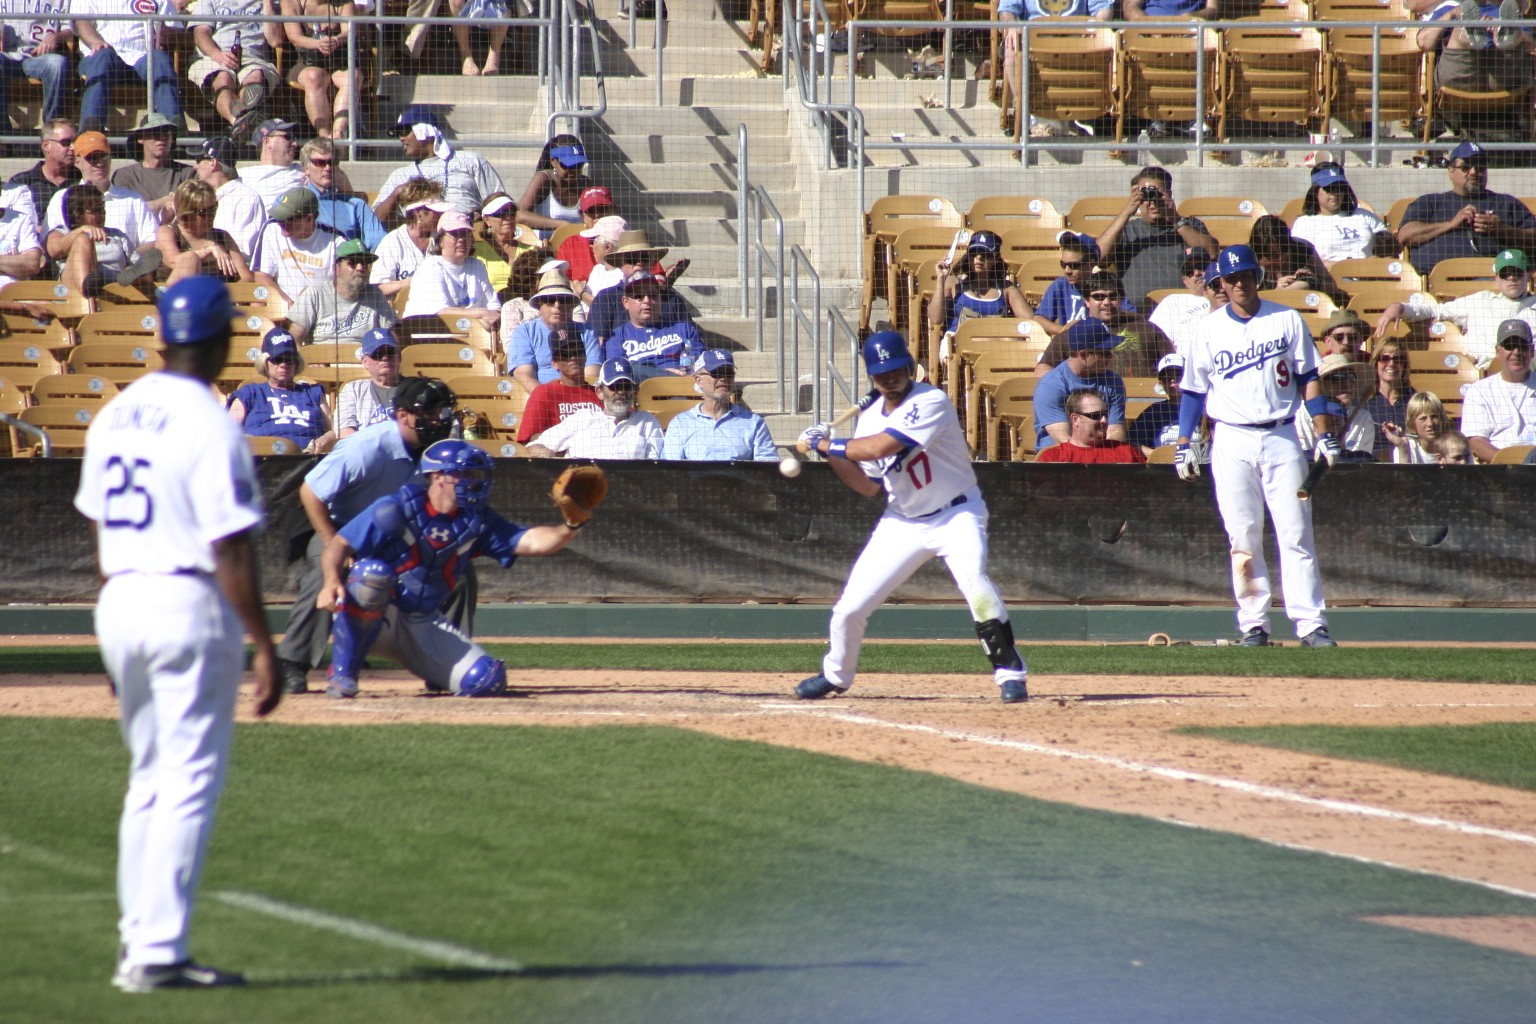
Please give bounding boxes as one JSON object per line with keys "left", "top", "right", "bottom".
{"left": 853, "top": 381, "right": 976, "bottom": 519}
{"left": 1182, "top": 300, "right": 1318, "bottom": 426}
{"left": 75, "top": 371, "right": 264, "bottom": 576}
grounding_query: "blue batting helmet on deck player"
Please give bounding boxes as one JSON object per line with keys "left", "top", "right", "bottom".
{"left": 158, "top": 277, "right": 236, "bottom": 346}
{"left": 1217, "top": 244, "right": 1264, "bottom": 283}
{"left": 862, "top": 331, "right": 914, "bottom": 374}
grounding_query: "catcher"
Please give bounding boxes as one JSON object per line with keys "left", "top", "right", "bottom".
{"left": 317, "top": 442, "right": 607, "bottom": 698}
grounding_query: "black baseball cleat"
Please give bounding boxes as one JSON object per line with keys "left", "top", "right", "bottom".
{"left": 1300, "top": 626, "right": 1338, "bottom": 648}
{"left": 794, "top": 674, "right": 848, "bottom": 699}
{"left": 1238, "top": 626, "right": 1271, "bottom": 647}
{"left": 113, "top": 959, "right": 245, "bottom": 993}
{"left": 277, "top": 657, "right": 310, "bottom": 694}
{"left": 1000, "top": 678, "right": 1029, "bottom": 704}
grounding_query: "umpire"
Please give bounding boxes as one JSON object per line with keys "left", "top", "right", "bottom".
{"left": 275, "top": 376, "right": 472, "bottom": 693}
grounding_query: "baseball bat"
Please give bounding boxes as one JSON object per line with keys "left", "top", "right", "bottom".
{"left": 1297, "top": 375, "right": 1374, "bottom": 500}
{"left": 796, "top": 389, "right": 881, "bottom": 455}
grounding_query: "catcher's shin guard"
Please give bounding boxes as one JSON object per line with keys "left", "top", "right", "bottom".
{"left": 975, "top": 617, "right": 1025, "bottom": 672}
{"left": 331, "top": 559, "right": 393, "bottom": 679}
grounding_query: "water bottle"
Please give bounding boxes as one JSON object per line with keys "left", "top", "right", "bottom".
{"left": 1136, "top": 129, "right": 1151, "bottom": 165}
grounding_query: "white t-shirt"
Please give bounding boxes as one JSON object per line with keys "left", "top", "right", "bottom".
{"left": 1290, "top": 210, "right": 1387, "bottom": 264}
{"left": 73, "top": 0, "right": 175, "bottom": 66}
{"left": 370, "top": 225, "right": 433, "bottom": 286}
{"left": 586, "top": 262, "right": 623, "bottom": 297}
{"left": 532, "top": 405, "right": 662, "bottom": 459}
{"left": 1461, "top": 373, "right": 1536, "bottom": 447}
{"left": 402, "top": 255, "right": 501, "bottom": 318}
{"left": 74, "top": 371, "right": 264, "bottom": 577}
{"left": 1147, "top": 293, "right": 1210, "bottom": 355}
{"left": 46, "top": 183, "right": 158, "bottom": 251}
{"left": 214, "top": 177, "right": 268, "bottom": 260}
{"left": 253, "top": 222, "right": 338, "bottom": 302}
{"left": 238, "top": 163, "right": 305, "bottom": 213}
{"left": 1294, "top": 403, "right": 1376, "bottom": 456}
{"left": 0, "top": 200, "right": 41, "bottom": 289}
{"left": 852, "top": 381, "right": 977, "bottom": 519}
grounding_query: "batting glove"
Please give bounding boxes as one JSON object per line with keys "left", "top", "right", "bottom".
{"left": 1315, "top": 432, "right": 1341, "bottom": 467}
{"left": 798, "top": 422, "right": 830, "bottom": 451}
{"left": 1174, "top": 442, "right": 1200, "bottom": 481}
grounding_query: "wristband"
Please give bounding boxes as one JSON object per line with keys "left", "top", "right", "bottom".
{"left": 826, "top": 439, "right": 850, "bottom": 459}
{"left": 1304, "top": 396, "right": 1344, "bottom": 419}
{"left": 564, "top": 519, "right": 585, "bottom": 531}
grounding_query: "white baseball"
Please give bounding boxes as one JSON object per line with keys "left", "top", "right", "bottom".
{"left": 779, "top": 455, "right": 802, "bottom": 478}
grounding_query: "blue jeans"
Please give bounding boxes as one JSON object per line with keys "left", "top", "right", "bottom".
{"left": 0, "top": 52, "right": 67, "bottom": 124}
{"left": 79, "top": 47, "right": 181, "bottom": 131}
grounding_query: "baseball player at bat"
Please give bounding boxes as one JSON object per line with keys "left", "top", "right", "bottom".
{"left": 1174, "top": 245, "right": 1337, "bottom": 648}
{"left": 316, "top": 440, "right": 592, "bottom": 699}
{"left": 794, "top": 331, "right": 1030, "bottom": 704}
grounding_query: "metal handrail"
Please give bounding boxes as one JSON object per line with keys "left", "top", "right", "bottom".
{"left": 746, "top": 182, "right": 789, "bottom": 412}
{"left": 546, "top": 0, "right": 609, "bottom": 139}
{"left": 789, "top": 244, "right": 822, "bottom": 419}
{"left": 0, "top": 414, "right": 49, "bottom": 458}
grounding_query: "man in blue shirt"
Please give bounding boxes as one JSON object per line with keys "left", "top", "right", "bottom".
{"left": 1399, "top": 141, "right": 1536, "bottom": 276}
{"left": 606, "top": 273, "right": 704, "bottom": 381}
{"left": 302, "top": 138, "right": 384, "bottom": 250}
{"left": 1033, "top": 319, "right": 1128, "bottom": 451}
{"left": 663, "top": 350, "right": 778, "bottom": 461}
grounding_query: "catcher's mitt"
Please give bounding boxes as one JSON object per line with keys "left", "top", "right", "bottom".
{"left": 551, "top": 464, "right": 608, "bottom": 529}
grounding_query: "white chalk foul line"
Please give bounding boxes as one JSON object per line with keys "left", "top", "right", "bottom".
{"left": 761, "top": 704, "right": 1536, "bottom": 850}
{"left": 212, "top": 890, "right": 523, "bottom": 972}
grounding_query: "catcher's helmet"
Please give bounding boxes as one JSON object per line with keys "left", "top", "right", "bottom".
{"left": 1217, "top": 244, "right": 1264, "bottom": 283}
{"left": 862, "top": 331, "right": 914, "bottom": 375}
{"left": 158, "top": 276, "right": 236, "bottom": 346}
{"left": 420, "top": 439, "right": 494, "bottom": 507}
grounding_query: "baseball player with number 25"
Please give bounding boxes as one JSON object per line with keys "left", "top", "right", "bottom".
{"left": 795, "top": 331, "right": 1030, "bottom": 703}
{"left": 1176, "top": 245, "right": 1338, "bottom": 648}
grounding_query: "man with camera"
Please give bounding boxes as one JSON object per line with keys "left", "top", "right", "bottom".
{"left": 1096, "top": 166, "right": 1219, "bottom": 314}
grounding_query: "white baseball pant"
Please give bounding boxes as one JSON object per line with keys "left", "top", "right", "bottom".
{"left": 1209, "top": 422, "right": 1328, "bottom": 637}
{"left": 97, "top": 573, "right": 242, "bottom": 969}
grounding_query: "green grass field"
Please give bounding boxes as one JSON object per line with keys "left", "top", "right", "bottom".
{"left": 4, "top": 714, "right": 1536, "bottom": 1024}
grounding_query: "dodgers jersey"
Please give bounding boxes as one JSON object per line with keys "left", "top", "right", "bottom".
{"left": 1182, "top": 300, "right": 1318, "bottom": 425}
{"left": 74, "top": 372, "right": 264, "bottom": 577}
{"left": 854, "top": 381, "right": 977, "bottom": 519}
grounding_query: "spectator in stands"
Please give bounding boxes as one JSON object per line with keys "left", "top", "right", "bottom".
{"left": 509, "top": 272, "right": 600, "bottom": 391}
{"left": 1365, "top": 338, "right": 1416, "bottom": 451}
{"left": 45, "top": 132, "right": 159, "bottom": 283}
{"left": 0, "top": 3, "right": 69, "bottom": 127}
{"left": 554, "top": 186, "right": 620, "bottom": 285}
{"left": 1435, "top": 429, "right": 1475, "bottom": 463}
{"left": 0, "top": 187, "right": 44, "bottom": 290}
{"left": 253, "top": 186, "right": 340, "bottom": 305}
{"left": 1417, "top": 0, "right": 1532, "bottom": 141}
{"left": 662, "top": 349, "right": 777, "bottom": 462}
{"left": 1128, "top": 353, "right": 1186, "bottom": 455}
{"left": 475, "top": 192, "right": 535, "bottom": 296}
{"left": 1096, "top": 166, "right": 1218, "bottom": 313}
{"left": 525, "top": 357, "right": 664, "bottom": 458}
{"left": 1381, "top": 390, "right": 1447, "bottom": 464}
{"left": 1035, "top": 388, "right": 1147, "bottom": 464}
{"left": 1125, "top": 0, "right": 1219, "bottom": 20}
{"left": 1034, "top": 318, "right": 1129, "bottom": 451}
{"left": 606, "top": 273, "right": 704, "bottom": 382}
{"left": 282, "top": 0, "right": 362, "bottom": 139}
{"left": 1398, "top": 141, "right": 1536, "bottom": 276}
{"left": 113, "top": 114, "right": 196, "bottom": 220}
{"left": 240, "top": 119, "right": 306, "bottom": 211}
{"left": 927, "top": 230, "right": 1032, "bottom": 338}
{"left": 401, "top": 210, "right": 501, "bottom": 333}
{"left": 1316, "top": 308, "right": 1372, "bottom": 360}
{"left": 288, "top": 238, "right": 398, "bottom": 345}
{"left": 1147, "top": 251, "right": 1213, "bottom": 354}
{"left": 72, "top": 0, "right": 183, "bottom": 133}
{"left": 1296, "top": 353, "right": 1375, "bottom": 460}
{"left": 998, "top": 0, "right": 1113, "bottom": 137}
{"left": 449, "top": 0, "right": 510, "bottom": 76}
{"left": 195, "top": 137, "right": 265, "bottom": 262}
{"left": 374, "top": 107, "right": 505, "bottom": 221}
{"left": 6, "top": 120, "right": 80, "bottom": 229}
{"left": 1034, "top": 231, "right": 1097, "bottom": 338}
{"left": 515, "top": 325, "right": 602, "bottom": 443}
{"left": 155, "top": 178, "right": 253, "bottom": 285}
{"left": 588, "top": 229, "right": 688, "bottom": 343}
{"left": 1039, "top": 270, "right": 1173, "bottom": 377}
{"left": 303, "top": 137, "right": 384, "bottom": 248}
{"left": 1248, "top": 215, "right": 1348, "bottom": 306}
{"left": 371, "top": 178, "right": 450, "bottom": 297}
{"left": 498, "top": 249, "right": 559, "bottom": 335}
{"left": 228, "top": 326, "right": 336, "bottom": 453}
{"left": 188, "top": 0, "right": 283, "bottom": 144}
{"left": 335, "top": 327, "right": 402, "bottom": 438}
{"left": 1375, "top": 248, "right": 1536, "bottom": 366}
{"left": 1289, "top": 164, "right": 1393, "bottom": 265}
{"left": 1204, "top": 260, "right": 1229, "bottom": 315}
{"left": 577, "top": 216, "right": 628, "bottom": 304}
{"left": 517, "top": 134, "right": 594, "bottom": 240}
{"left": 1462, "top": 318, "right": 1536, "bottom": 460}
{"left": 55, "top": 184, "right": 136, "bottom": 297}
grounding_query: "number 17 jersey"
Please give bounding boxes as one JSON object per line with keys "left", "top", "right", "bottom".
{"left": 855, "top": 381, "right": 978, "bottom": 519}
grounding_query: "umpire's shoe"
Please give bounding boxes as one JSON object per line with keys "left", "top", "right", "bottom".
{"left": 795, "top": 674, "right": 848, "bottom": 699}
{"left": 1000, "top": 678, "right": 1029, "bottom": 704}
{"left": 113, "top": 959, "right": 245, "bottom": 993}
{"left": 278, "top": 657, "right": 310, "bottom": 694}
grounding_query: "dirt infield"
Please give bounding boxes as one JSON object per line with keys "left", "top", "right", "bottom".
{"left": 6, "top": 667, "right": 1536, "bottom": 956}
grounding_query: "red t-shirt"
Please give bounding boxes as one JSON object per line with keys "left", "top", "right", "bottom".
{"left": 556, "top": 235, "right": 598, "bottom": 284}
{"left": 516, "top": 380, "right": 603, "bottom": 443}
{"left": 1034, "top": 441, "right": 1146, "bottom": 464}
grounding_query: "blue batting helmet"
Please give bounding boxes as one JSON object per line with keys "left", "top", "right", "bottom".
{"left": 419, "top": 439, "right": 495, "bottom": 507}
{"left": 862, "top": 331, "right": 914, "bottom": 375}
{"left": 1217, "top": 245, "right": 1263, "bottom": 280}
{"left": 158, "top": 276, "right": 236, "bottom": 346}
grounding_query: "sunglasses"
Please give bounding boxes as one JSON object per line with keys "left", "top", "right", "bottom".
{"left": 1500, "top": 339, "right": 1533, "bottom": 351}
{"left": 442, "top": 230, "right": 473, "bottom": 240}
{"left": 1075, "top": 410, "right": 1108, "bottom": 421}
{"left": 182, "top": 205, "right": 216, "bottom": 216}
{"left": 603, "top": 381, "right": 637, "bottom": 393}
{"left": 368, "top": 347, "right": 399, "bottom": 358}
{"left": 626, "top": 290, "right": 661, "bottom": 301}
{"left": 82, "top": 152, "right": 110, "bottom": 165}
{"left": 1327, "top": 331, "right": 1362, "bottom": 343}
{"left": 543, "top": 296, "right": 578, "bottom": 306}
{"left": 553, "top": 347, "right": 586, "bottom": 361}
{"left": 48, "top": 135, "right": 76, "bottom": 146}
{"left": 395, "top": 126, "right": 415, "bottom": 138}
{"left": 1376, "top": 354, "right": 1405, "bottom": 365}
{"left": 1087, "top": 291, "right": 1120, "bottom": 301}
{"left": 1452, "top": 162, "right": 1487, "bottom": 171}
{"left": 340, "top": 257, "right": 372, "bottom": 268}
{"left": 270, "top": 354, "right": 299, "bottom": 365}
{"left": 1060, "top": 260, "right": 1083, "bottom": 270}
{"left": 308, "top": 157, "right": 334, "bottom": 167}
{"left": 706, "top": 368, "right": 735, "bottom": 379}
{"left": 1498, "top": 268, "right": 1528, "bottom": 279}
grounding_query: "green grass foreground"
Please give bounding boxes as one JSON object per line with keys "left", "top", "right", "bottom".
{"left": 6, "top": 642, "right": 1536, "bottom": 683}
{"left": 2, "top": 718, "right": 1534, "bottom": 1024}
{"left": 1184, "top": 722, "right": 1536, "bottom": 792}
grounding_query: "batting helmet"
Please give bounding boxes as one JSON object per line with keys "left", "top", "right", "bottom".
{"left": 420, "top": 438, "right": 494, "bottom": 507}
{"left": 862, "top": 331, "right": 914, "bottom": 375}
{"left": 1217, "top": 244, "right": 1264, "bottom": 284}
{"left": 158, "top": 276, "right": 236, "bottom": 346}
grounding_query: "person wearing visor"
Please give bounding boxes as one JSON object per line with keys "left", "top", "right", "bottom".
{"left": 370, "top": 178, "right": 451, "bottom": 296}
{"left": 475, "top": 191, "right": 536, "bottom": 294}
{"left": 402, "top": 209, "right": 501, "bottom": 334}
{"left": 516, "top": 133, "right": 596, "bottom": 240}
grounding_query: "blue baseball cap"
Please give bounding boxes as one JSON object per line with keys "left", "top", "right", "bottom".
{"left": 395, "top": 105, "right": 440, "bottom": 131}
{"left": 693, "top": 349, "right": 735, "bottom": 373}
{"left": 1310, "top": 166, "right": 1348, "bottom": 188}
{"left": 360, "top": 327, "right": 398, "bottom": 357}
{"left": 1062, "top": 318, "right": 1120, "bottom": 353}
{"left": 598, "top": 358, "right": 635, "bottom": 386}
{"left": 262, "top": 326, "right": 297, "bottom": 360}
{"left": 1056, "top": 229, "right": 1101, "bottom": 261}
{"left": 1449, "top": 140, "right": 1486, "bottom": 163}
{"left": 550, "top": 143, "right": 587, "bottom": 167}
{"left": 157, "top": 277, "right": 236, "bottom": 345}
{"left": 1204, "top": 261, "right": 1222, "bottom": 287}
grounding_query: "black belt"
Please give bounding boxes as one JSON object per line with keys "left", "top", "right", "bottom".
{"left": 914, "top": 493, "right": 969, "bottom": 520}
{"left": 1226, "top": 418, "right": 1285, "bottom": 429}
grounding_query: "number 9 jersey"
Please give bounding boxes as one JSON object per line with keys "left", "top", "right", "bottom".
{"left": 1181, "top": 300, "right": 1318, "bottom": 426}
{"left": 74, "top": 373, "right": 265, "bottom": 577}
{"left": 854, "top": 381, "right": 977, "bottom": 519}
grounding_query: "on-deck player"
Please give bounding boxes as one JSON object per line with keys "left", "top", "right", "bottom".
{"left": 74, "top": 276, "right": 282, "bottom": 993}
{"left": 1175, "top": 244, "right": 1339, "bottom": 648}
{"left": 794, "top": 331, "right": 1030, "bottom": 704}
{"left": 317, "top": 439, "right": 586, "bottom": 698}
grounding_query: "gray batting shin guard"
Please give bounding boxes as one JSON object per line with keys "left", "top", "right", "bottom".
{"left": 975, "top": 617, "right": 1025, "bottom": 672}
